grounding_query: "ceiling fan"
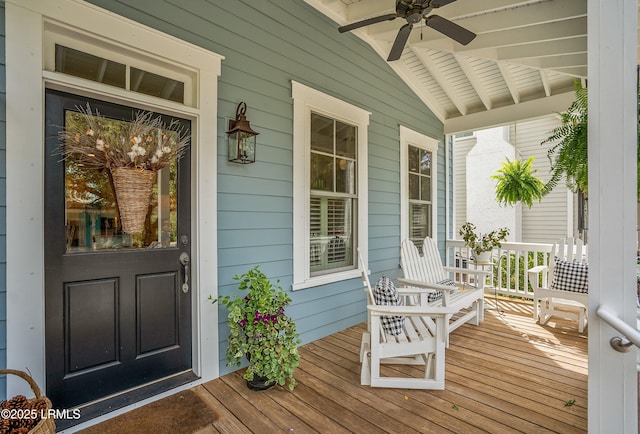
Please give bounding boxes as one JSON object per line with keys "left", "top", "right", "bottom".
{"left": 338, "top": 0, "right": 476, "bottom": 62}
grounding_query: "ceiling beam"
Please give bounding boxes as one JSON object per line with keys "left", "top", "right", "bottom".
{"left": 540, "top": 70, "right": 551, "bottom": 97}
{"left": 497, "top": 37, "right": 586, "bottom": 60}
{"left": 496, "top": 61, "right": 520, "bottom": 104}
{"left": 413, "top": 48, "right": 469, "bottom": 116}
{"left": 412, "top": 17, "right": 587, "bottom": 53}
{"left": 443, "top": 91, "right": 576, "bottom": 135}
{"left": 454, "top": 53, "right": 493, "bottom": 110}
{"left": 517, "top": 53, "right": 587, "bottom": 70}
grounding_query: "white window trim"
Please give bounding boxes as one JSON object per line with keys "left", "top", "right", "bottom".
{"left": 400, "top": 125, "right": 439, "bottom": 243}
{"left": 5, "top": 0, "right": 222, "bottom": 400}
{"left": 292, "top": 81, "right": 370, "bottom": 290}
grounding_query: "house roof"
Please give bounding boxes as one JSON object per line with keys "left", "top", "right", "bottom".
{"left": 305, "top": 0, "right": 594, "bottom": 134}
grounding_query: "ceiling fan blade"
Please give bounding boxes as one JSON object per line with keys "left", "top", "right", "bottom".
{"left": 426, "top": 15, "right": 476, "bottom": 45}
{"left": 429, "top": 0, "right": 458, "bottom": 8}
{"left": 338, "top": 13, "right": 398, "bottom": 33}
{"left": 387, "top": 23, "right": 413, "bottom": 61}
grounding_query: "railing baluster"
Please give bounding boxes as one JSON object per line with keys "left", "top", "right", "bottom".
{"left": 446, "top": 240, "right": 554, "bottom": 300}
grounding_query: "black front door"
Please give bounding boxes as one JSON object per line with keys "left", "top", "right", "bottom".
{"left": 44, "top": 90, "right": 193, "bottom": 410}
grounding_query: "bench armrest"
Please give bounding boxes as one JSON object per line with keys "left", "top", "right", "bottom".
{"left": 367, "top": 304, "right": 457, "bottom": 316}
{"left": 442, "top": 266, "right": 491, "bottom": 277}
{"left": 397, "top": 277, "right": 457, "bottom": 292}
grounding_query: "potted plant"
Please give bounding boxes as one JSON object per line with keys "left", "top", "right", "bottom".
{"left": 211, "top": 265, "right": 301, "bottom": 391}
{"left": 459, "top": 222, "right": 509, "bottom": 262}
{"left": 491, "top": 156, "right": 545, "bottom": 208}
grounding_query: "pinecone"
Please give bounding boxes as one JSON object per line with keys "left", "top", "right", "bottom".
{"left": 0, "top": 418, "right": 10, "bottom": 434}
{"left": 13, "top": 415, "right": 30, "bottom": 430}
{"left": 14, "top": 428, "right": 29, "bottom": 434}
{"left": 0, "top": 400, "right": 7, "bottom": 410}
{"left": 30, "top": 398, "right": 48, "bottom": 413}
{"left": 7, "top": 396, "right": 27, "bottom": 409}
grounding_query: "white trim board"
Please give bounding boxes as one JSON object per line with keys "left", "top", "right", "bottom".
{"left": 5, "top": 0, "right": 221, "bottom": 401}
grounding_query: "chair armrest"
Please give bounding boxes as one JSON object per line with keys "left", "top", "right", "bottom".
{"left": 527, "top": 265, "right": 549, "bottom": 290}
{"left": 527, "top": 265, "right": 548, "bottom": 274}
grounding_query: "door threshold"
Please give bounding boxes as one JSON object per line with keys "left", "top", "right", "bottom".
{"left": 56, "top": 370, "right": 199, "bottom": 431}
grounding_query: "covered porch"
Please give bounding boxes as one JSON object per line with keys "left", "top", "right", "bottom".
{"left": 79, "top": 297, "right": 588, "bottom": 433}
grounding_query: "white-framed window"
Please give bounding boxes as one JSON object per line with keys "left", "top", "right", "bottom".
{"left": 400, "top": 126, "right": 439, "bottom": 251}
{"left": 292, "top": 81, "right": 369, "bottom": 290}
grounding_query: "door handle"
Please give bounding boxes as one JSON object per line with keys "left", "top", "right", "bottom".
{"left": 179, "top": 252, "right": 190, "bottom": 293}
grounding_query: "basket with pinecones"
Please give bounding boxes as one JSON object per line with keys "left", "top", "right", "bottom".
{"left": 0, "top": 370, "right": 55, "bottom": 434}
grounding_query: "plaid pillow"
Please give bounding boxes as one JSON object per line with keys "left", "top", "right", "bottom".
{"left": 373, "top": 276, "right": 405, "bottom": 336}
{"left": 427, "top": 279, "right": 457, "bottom": 302}
{"left": 551, "top": 259, "right": 589, "bottom": 293}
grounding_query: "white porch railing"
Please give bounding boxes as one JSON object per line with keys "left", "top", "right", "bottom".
{"left": 445, "top": 239, "right": 554, "bottom": 299}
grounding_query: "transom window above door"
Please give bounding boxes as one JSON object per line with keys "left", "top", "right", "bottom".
{"left": 43, "top": 22, "right": 197, "bottom": 106}
{"left": 55, "top": 45, "right": 185, "bottom": 103}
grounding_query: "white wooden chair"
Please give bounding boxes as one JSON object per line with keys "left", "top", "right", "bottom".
{"left": 397, "top": 238, "right": 489, "bottom": 346}
{"left": 357, "top": 249, "right": 455, "bottom": 389}
{"left": 528, "top": 237, "right": 588, "bottom": 333}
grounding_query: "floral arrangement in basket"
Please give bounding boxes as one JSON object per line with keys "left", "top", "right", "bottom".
{"left": 56, "top": 104, "right": 190, "bottom": 233}
{"left": 459, "top": 222, "right": 509, "bottom": 255}
{"left": 210, "top": 266, "right": 301, "bottom": 391}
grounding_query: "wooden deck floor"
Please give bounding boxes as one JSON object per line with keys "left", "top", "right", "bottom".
{"left": 190, "top": 297, "right": 587, "bottom": 433}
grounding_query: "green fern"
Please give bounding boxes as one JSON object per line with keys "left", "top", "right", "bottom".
{"left": 491, "top": 156, "right": 545, "bottom": 208}
{"left": 541, "top": 80, "right": 640, "bottom": 200}
{"left": 541, "top": 81, "right": 588, "bottom": 196}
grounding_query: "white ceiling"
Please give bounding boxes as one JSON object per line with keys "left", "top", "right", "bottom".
{"left": 305, "top": 0, "right": 599, "bottom": 134}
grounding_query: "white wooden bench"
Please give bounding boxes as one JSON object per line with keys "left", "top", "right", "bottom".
{"left": 398, "top": 238, "right": 489, "bottom": 346}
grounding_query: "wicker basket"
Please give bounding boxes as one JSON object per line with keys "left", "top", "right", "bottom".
{"left": 111, "top": 167, "right": 156, "bottom": 234}
{"left": 0, "top": 369, "right": 56, "bottom": 434}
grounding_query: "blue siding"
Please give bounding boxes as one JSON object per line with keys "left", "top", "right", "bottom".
{"left": 86, "top": 0, "right": 444, "bottom": 375}
{"left": 0, "top": 2, "right": 6, "bottom": 400}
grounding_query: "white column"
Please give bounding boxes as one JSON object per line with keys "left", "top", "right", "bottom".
{"left": 587, "top": 0, "right": 638, "bottom": 431}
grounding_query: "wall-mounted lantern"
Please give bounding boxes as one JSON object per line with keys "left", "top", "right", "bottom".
{"left": 227, "top": 102, "right": 259, "bottom": 164}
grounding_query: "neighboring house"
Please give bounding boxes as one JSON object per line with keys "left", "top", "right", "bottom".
{"left": 2, "top": 0, "right": 446, "bottom": 426}
{"left": 453, "top": 115, "right": 576, "bottom": 244}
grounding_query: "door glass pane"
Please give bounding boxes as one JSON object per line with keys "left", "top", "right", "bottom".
{"left": 64, "top": 111, "right": 180, "bottom": 252}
